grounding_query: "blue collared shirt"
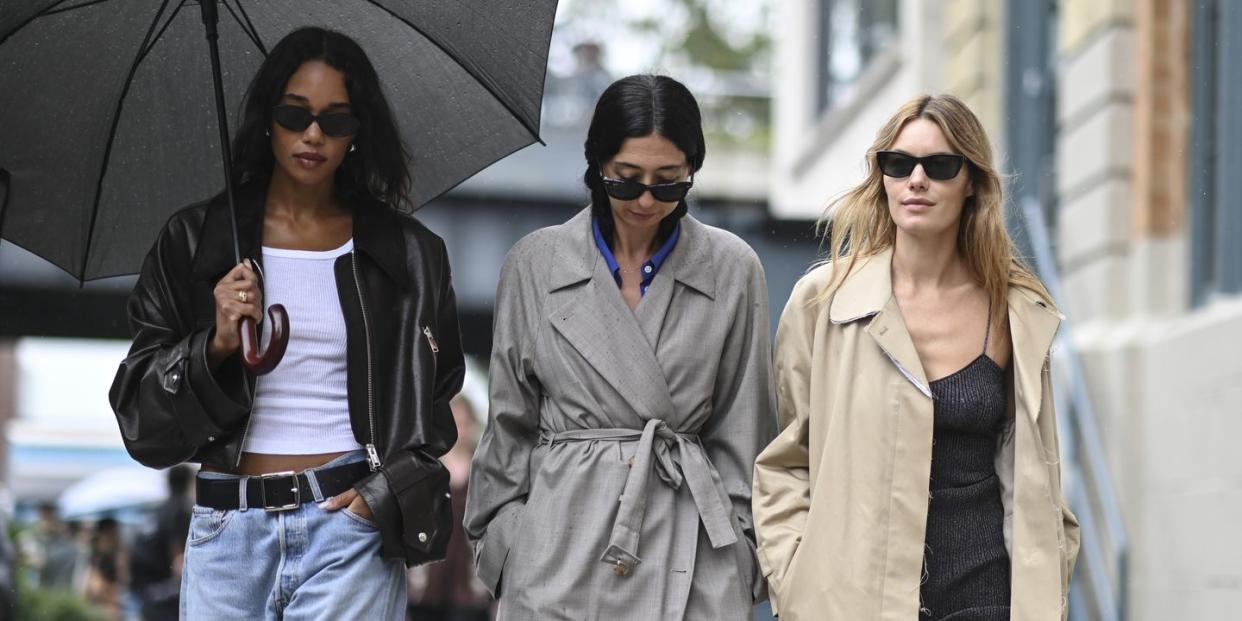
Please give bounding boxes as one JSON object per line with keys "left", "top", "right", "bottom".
{"left": 592, "top": 218, "right": 681, "bottom": 297}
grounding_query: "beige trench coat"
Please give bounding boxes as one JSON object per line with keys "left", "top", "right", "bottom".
{"left": 752, "top": 248, "right": 1080, "bottom": 620}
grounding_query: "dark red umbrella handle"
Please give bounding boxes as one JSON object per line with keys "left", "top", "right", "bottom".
{"left": 240, "top": 304, "right": 289, "bottom": 375}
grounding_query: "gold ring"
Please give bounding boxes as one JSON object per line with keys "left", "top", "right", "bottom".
{"left": 237, "top": 291, "right": 248, "bottom": 303}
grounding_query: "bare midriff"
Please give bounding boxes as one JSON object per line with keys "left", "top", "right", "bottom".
{"left": 201, "top": 451, "right": 350, "bottom": 476}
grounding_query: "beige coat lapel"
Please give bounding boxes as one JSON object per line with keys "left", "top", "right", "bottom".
{"left": 1007, "top": 287, "right": 1061, "bottom": 424}
{"left": 829, "top": 248, "right": 932, "bottom": 398}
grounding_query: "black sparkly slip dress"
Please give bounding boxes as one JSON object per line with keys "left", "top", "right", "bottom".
{"left": 919, "top": 306, "right": 1012, "bottom": 621}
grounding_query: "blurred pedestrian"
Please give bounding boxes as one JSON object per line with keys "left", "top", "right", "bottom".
{"left": 465, "top": 74, "right": 775, "bottom": 619}
{"left": 752, "top": 94, "right": 1080, "bottom": 620}
{"left": 16, "top": 501, "right": 82, "bottom": 590}
{"left": 407, "top": 396, "right": 491, "bottom": 621}
{"left": 15, "top": 502, "right": 53, "bottom": 585}
{"left": 546, "top": 41, "right": 613, "bottom": 127}
{"left": 41, "top": 519, "right": 85, "bottom": 592}
{"left": 84, "top": 517, "right": 126, "bottom": 621}
{"left": 108, "top": 26, "right": 464, "bottom": 620}
{"left": 130, "top": 465, "right": 194, "bottom": 621}
{"left": 0, "top": 506, "right": 16, "bottom": 619}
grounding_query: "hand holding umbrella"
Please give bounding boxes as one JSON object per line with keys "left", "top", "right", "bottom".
{"left": 207, "top": 259, "right": 288, "bottom": 373}
{"left": 200, "top": 0, "right": 287, "bottom": 374}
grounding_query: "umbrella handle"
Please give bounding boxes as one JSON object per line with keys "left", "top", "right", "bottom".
{"left": 239, "top": 305, "right": 289, "bottom": 375}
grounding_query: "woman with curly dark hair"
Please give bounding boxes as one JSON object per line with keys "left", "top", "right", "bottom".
{"left": 110, "top": 27, "right": 464, "bottom": 619}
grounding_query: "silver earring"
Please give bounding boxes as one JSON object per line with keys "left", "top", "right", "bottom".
{"left": 264, "top": 129, "right": 270, "bottom": 137}
{"left": 349, "top": 143, "right": 357, "bottom": 153}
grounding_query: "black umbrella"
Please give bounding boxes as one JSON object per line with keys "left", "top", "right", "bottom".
{"left": 0, "top": 0, "right": 556, "bottom": 371}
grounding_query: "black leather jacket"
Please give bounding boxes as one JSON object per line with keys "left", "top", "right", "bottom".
{"left": 108, "top": 182, "right": 465, "bottom": 565}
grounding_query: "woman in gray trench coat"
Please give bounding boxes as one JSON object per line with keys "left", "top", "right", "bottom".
{"left": 464, "top": 75, "right": 776, "bottom": 620}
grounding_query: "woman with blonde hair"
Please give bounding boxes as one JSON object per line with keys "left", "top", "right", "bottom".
{"left": 752, "top": 94, "right": 1079, "bottom": 620}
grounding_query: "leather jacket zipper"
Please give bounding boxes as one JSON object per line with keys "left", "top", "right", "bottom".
{"left": 234, "top": 379, "right": 257, "bottom": 468}
{"left": 351, "top": 251, "right": 382, "bottom": 472}
{"left": 422, "top": 326, "right": 439, "bottom": 354}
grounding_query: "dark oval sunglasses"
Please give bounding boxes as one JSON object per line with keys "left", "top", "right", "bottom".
{"left": 875, "top": 150, "right": 968, "bottom": 181}
{"left": 600, "top": 170, "right": 694, "bottom": 202}
{"left": 271, "top": 104, "right": 361, "bottom": 138}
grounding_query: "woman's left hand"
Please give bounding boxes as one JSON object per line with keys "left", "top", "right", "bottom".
{"left": 320, "top": 488, "right": 374, "bottom": 521}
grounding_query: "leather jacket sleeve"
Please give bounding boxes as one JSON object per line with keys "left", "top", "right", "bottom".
{"left": 108, "top": 215, "right": 251, "bottom": 469}
{"left": 353, "top": 233, "right": 465, "bottom": 565}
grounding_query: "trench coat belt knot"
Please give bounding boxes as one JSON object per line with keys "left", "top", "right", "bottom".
{"left": 538, "top": 418, "right": 738, "bottom": 576}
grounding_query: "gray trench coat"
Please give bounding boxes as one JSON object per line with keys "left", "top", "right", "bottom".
{"left": 465, "top": 209, "right": 777, "bottom": 620}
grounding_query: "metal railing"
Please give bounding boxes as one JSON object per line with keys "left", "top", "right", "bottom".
{"left": 1016, "top": 196, "right": 1129, "bottom": 621}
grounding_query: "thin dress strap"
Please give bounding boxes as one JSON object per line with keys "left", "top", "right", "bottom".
{"left": 982, "top": 298, "right": 993, "bottom": 355}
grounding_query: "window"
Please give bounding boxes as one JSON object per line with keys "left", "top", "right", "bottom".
{"left": 1189, "top": 0, "right": 1242, "bottom": 305}
{"left": 816, "top": 0, "right": 898, "bottom": 112}
{"left": 1004, "top": 0, "right": 1058, "bottom": 261}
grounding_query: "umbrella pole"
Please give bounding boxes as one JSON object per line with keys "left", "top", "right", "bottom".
{"left": 198, "top": 0, "right": 241, "bottom": 264}
{"left": 198, "top": 0, "right": 290, "bottom": 375}
{"left": 0, "top": 168, "right": 9, "bottom": 245}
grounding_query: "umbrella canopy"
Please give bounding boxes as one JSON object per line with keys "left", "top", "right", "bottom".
{"left": 0, "top": 0, "right": 556, "bottom": 281}
{"left": 57, "top": 465, "right": 169, "bottom": 520}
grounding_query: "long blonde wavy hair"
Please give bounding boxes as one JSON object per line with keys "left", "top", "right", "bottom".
{"left": 817, "top": 94, "right": 1050, "bottom": 324}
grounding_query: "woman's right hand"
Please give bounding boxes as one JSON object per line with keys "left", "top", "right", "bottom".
{"left": 208, "top": 260, "right": 262, "bottom": 368}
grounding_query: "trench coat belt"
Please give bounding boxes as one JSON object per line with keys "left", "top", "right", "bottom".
{"left": 539, "top": 418, "right": 738, "bottom": 575}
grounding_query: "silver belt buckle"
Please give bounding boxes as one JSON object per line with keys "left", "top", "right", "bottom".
{"left": 259, "top": 470, "right": 300, "bottom": 512}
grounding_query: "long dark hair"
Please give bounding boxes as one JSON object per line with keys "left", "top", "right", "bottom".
{"left": 583, "top": 74, "right": 705, "bottom": 245}
{"left": 231, "top": 27, "right": 410, "bottom": 210}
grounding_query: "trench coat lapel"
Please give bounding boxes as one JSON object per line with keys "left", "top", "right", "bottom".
{"left": 634, "top": 266, "right": 674, "bottom": 349}
{"left": 1006, "top": 287, "right": 1062, "bottom": 424}
{"left": 829, "top": 249, "right": 933, "bottom": 398}
{"left": 546, "top": 209, "right": 677, "bottom": 420}
{"left": 633, "top": 216, "right": 716, "bottom": 348}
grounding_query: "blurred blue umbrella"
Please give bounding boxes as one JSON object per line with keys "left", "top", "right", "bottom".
{"left": 57, "top": 466, "right": 168, "bottom": 520}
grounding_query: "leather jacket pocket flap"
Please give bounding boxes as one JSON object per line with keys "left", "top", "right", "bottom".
{"left": 161, "top": 342, "right": 190, "bottom": 394}
{"left": 384, "top": 451, "right": 453, "bottom": 564}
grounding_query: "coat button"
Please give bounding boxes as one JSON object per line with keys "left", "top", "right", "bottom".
{"left": 613, "top": 561, "right": 630, "bottom": 577}
{"left": 418, "top": 532, "right": 428, "bottom": 543}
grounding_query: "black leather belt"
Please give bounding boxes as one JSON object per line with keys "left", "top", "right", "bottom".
{"left": 196, "top": 461, "right": 372, "bottom": 512}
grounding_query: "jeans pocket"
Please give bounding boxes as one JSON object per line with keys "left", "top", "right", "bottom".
{"left": 340, "top": 507, "right": 380, "bottom": 530}
{"left": 187, "top": 506, "right": 232, "bottom": 546}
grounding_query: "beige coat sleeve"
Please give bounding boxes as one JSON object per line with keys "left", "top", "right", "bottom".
{"left": 1042, "top": 359, "right": 1081, "bottom": 615}
{"left": 752, "top": 277, "right": 819, "bottom": 614}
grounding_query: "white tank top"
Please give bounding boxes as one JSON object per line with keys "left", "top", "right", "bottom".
{"left": 243, "top": 239, "right": 362, "bottom": 455}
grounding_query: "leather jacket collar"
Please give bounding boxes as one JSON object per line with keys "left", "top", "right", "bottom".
{"left": 189, "top": 181, "right": 409, "bottom": 289}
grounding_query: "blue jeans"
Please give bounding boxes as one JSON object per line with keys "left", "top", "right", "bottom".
{"left": 180, "top": 452, "right": 406, "bottom": 620}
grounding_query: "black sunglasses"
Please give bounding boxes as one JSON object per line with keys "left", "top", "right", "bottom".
{"left": 875, "top": 151, "right": 968, "bottom": 181}
{"left": 600, "top": 169, "right": 694, "bottom": 202}
{"left": 271, "top": 105, "right": 361, "bottom": 138}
